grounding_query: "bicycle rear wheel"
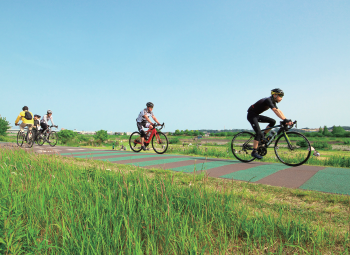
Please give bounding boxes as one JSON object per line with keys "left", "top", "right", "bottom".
{"left": 129, "top": 132, "right": 142, "bottom": 152}
{"left": 274, "top": 131, "right": 311, "bottom": 166}
{"left": 48, "top": 131, "right": 58, "bottom": 147}
{"left": 26, "top": 130, "right": 35, "bottom": 148}
{"left": 17, "top": 131, "right": 25, "bottom": 147}
{"left": 152, "top": 132, "right": 168, "bottom": 154}
{"left": 37, "top": 133, "right": 45, "bottom": 146}
{"left": 231, "top": 131, "right": 256, "bottom": 162}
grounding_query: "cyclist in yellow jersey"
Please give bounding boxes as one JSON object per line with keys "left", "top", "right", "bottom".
{"left": 15, "top": 106, "right": 34, "bottom": 132}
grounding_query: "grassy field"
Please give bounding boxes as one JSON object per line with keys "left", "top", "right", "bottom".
{"left": 0, "top": 147, "right": 350, "bottom": 254}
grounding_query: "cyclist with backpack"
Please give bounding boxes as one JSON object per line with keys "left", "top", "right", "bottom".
{"left": 247, "top": 88, "right": 292, "bottom": 159}
{"left": 40, "top": 110, "right": 56, "bottom": 134}
{"left": 15, "top": 106, "right": 34, "bottom": 132}
{"left": 136, "top": 102, "right": 161, "bottom": 151}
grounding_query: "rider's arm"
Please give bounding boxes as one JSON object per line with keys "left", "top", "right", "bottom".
{"left": 15, "top": 114, "right": 22, "bottom": 125}
{"left": 152, "top": 116, "right": 160, "bottom": 125}
{"left": 272, "top": 108, "right": 286, "bottom": 120}
{"left": 272, "top": 108, "right": 292, "bottom": 125}
{"left": 143, "top": 115, "right": 152, "bottom": 124}
{"left": 50, "top": 116, "right": 55, "bottom": 126}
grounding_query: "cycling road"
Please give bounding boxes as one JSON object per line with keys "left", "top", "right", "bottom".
{"left": 2, "top": 143, "right": 349, "bottom": 196}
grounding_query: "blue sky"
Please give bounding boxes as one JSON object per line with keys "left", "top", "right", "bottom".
{"left": 1, "top": 1, "right": 349, "bottom": 132}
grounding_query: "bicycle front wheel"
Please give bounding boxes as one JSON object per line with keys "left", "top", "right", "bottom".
{"left": 129, "top": 132, "right": 142, "bottom": 152}
{"left": 274, "top": 131, "right": 311, "bottom": 166}
{"left": 17, "top": 131, "right": 25, "bottom": 147}
{"left": 152, "top": 132, "right": 168, "bottom": 154}
{"left": 48, "top": 131, "right": 58, "bottom": 147}
{"left": 231, "top": 131, "right": 256, "bottom": 162}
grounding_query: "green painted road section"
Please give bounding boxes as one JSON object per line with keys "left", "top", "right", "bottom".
{"left": 171, "top": 160, "right": 239, "bottom": 173}
{"left": 220, "top": 164, "right": 291, "bottom": 182}
{"left": 61, "top": 150, "right": 111, "bottom": 155}
{"left": 100, "top": 154, "right": 174, "bottom": 162}
{"left": 300, "top": 168, "right": 350, "bottom": 195}
{"left": 74, "top": 153, "right": 136, "bottom": 158}
{"left": 127, "top": 157, "right": 195, "bottom": 167}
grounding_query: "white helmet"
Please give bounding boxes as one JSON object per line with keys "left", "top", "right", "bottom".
{"left": 47, "top": 110, "right": 52, "bottom": 114}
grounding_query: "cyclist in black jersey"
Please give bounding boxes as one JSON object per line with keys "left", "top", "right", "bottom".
{"left": 247, "top": 88, "right": 292, "bottom": 159}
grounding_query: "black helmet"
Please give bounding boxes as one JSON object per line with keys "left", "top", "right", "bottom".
{"left": 22, "top": 106, "right": 28, "bottom": 111}
{"left": 47, "top": 110, "right": 52, "bottom": 114}
{"left": 146, "top": 102, "right": 154, "bottom": 108}
{"left": 271, "top": 88, "right": 284, "bottom": 96}
{"left": 34, "top": 114, "right": 41, "bottom": 118}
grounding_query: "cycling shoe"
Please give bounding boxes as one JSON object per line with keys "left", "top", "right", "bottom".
{"left": 141, "top": 145, "right": 146, "bottom": 151}
{"left": 251, "top": 151, "right": 263, "bottom": 160}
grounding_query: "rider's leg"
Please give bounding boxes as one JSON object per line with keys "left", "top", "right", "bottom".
{"left": 137, "top": 121, "right": 147, "bottom": 150}
{"left": 258, "top": 116, "right": 276, "bottom": 137}
{"left": 247, "top": 112, "right": 263, "bottom": 159}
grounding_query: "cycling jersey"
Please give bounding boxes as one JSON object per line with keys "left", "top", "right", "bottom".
{"left": 15, "top": 111, "right": 34, "bottom": 125}
{"left": 136, "top": 108, "right": 154, "bottom": 123}
{"left": 41, "top": 115, "right": 54, "bottom": 126}
{"left": 248, "top": 96, "right": 278, "bottom": 115}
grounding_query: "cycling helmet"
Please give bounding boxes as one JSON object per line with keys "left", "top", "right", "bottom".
{"left": 146, "top": 102, "right": 154, "bottom": 108}
{"left": 47, "top": 110, "right": 52, "bottom": 114}
{"left": 271, "top": 88, "right": 284, "bottom": 96}
{"left": 22, "top": 106, "right": 28, "bottom": 111}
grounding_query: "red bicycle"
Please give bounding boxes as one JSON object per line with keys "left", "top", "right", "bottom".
{"left": 129, "top": 123, "right": 168, "bottom": 154}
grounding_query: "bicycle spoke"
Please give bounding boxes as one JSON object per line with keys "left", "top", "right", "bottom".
{"left": 274, "top": 132, "right": 311, "bottom": 166}
{"left": 231, "top": 132, "right": 256, "bottom": 162}
{"left": 152, "top": 132, "right": 168, "bottom": 154}
{"left": 129, "top": 132, "right": 143, "bottom": 152}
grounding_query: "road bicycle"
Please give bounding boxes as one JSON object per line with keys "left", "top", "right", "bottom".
{"left": 231, "top": 121, "right": 311, "bottom": 166}
{"left": 129, "top": 123, "right": 168, "bottom": 154}
{"left": 16, "top": 126, "right": 35, "bottom": 148}
{"left": 37, "top": 125, "right": 59, "bottom": 147}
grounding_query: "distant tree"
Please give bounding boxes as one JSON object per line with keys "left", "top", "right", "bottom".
{"left": 332, "top": 126, "right": 346, "bottom": 137}
{"left": 193, "top": 130, "right": 199, "bottom": 136}
{"left": 175, "top": 129, "right": 181, "bottom": 136}
{"left": 0, "top": 116, "right": 10, "bottom": 136}
{"left": 94, "top": 130, "right": 108, "bottom": 142}
{"left": 318, "top": 126, "right": 323, "bottom": 133}
{"left": 323, "top": 126, "right": 332, "bottom": 136}
{"left": 199, "top": 131, "right": 204, "bottom": 136}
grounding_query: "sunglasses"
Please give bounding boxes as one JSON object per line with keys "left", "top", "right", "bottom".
{"left": 277, "top": 94, "right": 284, "bottom": 98}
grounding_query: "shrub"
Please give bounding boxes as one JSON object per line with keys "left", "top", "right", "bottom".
{"left": 94, "top": 130, "right": 108, "bottom": 143}
{"left": 169, "top": 137, "right": 180, "bottom": 144}
{"left": 313, "top": 141, "right": 332, "bottom": 150}
{"left": 0, "top": 116, "right": 10, "bottom": 136}
{"left": 297, "top": 140, "right": 308, "bottom": 147}
{"left": 57, "top": 130, "right": 76, "bottom": 144}
{"left": 344, "top": 140, "right": 350, "bottom": 145}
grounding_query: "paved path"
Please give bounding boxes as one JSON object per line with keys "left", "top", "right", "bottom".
{"left": 2, "top": 143, "right": 350, "bottom": 195}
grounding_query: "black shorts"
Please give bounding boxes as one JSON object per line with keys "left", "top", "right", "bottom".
{"left": 247, "top": 111, "right": 276, "bottom": 141}
{"left": 136, "top": 120, "right": 150, "bottom": 137}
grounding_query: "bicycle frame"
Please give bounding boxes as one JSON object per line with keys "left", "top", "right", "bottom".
{"left": 135, "top": 124, "right": 164, "bottom": 144}
{"left": 259, "top": 121, "right": 297, "bottom": 149}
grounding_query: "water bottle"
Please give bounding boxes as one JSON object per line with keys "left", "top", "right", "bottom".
{"left": 267, "top": 129, "right": 276, "bottom": 141}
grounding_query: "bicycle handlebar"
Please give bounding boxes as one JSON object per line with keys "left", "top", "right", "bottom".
{"left": 279, "top": 120, "right": 297, "bottom": 131}
{"left": 152, "top": 123, "right": 165, "bottom": 130}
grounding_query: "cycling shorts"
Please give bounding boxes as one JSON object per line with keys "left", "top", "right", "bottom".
{"left": 247, "top": 111, "right": 276, "bottom": 141}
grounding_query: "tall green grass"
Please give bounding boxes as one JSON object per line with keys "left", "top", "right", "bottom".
{"left": 0, "top": 147, "right": 349, "bottom": 253}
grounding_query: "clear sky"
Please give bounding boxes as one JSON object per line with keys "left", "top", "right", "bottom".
{"left": 1, "top": 0, "right": 349, "bottom": 132}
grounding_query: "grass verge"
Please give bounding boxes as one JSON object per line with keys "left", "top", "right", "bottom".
{"left": 1, "top": 147, "right": 350, "bottom": 254}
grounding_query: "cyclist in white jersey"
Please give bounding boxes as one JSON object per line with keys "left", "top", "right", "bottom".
{"left": 136, "top": 102, "right": 161, "bottom": 150}
{"left": 40, "top": 110, "right": 55, "bottom": 134}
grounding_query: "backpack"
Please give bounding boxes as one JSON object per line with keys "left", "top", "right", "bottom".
{"left": 24, "top": 111, "right": 33, "bottom": 120}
